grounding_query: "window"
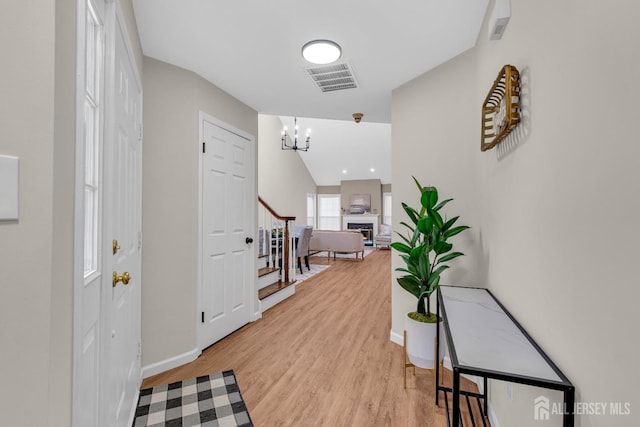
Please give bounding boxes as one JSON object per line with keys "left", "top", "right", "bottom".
{"left": 307, "top": 193, "right": 316, "bottom": 228}
{"left": 383, "top": 192, "right": 392, "bottom": 225}
{"left": 317, "top": 194, "right": 341, "bottom": 230}
{"left": 83, "top": 3, "right": 103, "bottom": 277}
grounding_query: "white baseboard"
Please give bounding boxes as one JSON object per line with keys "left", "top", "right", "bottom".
{"left": 390, "top": 329, "right": 404, "bottom": 346}
{"left": 141, "top": 347, "right": 201, "bottom": 379}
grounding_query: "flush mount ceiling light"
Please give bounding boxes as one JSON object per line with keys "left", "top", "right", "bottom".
{"left": 302, "top": 40, "right": 342, "bottom": 65}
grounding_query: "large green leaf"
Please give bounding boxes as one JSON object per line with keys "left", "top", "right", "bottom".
{"left": 417, "top": 248, "right": 429, "bottom": 279}
{"left": 443, "top": 225, "right": 470, "bottom": 239}
{"left": 428, "top": 209, "right": 444, "bottom": 229}
{"left": 441, "top": 216, "right": 459, "bottom": 232}
{"left": 394, "top": 230, "right": 412, "bottom": 246}
{"left": 399, "top": 255, "right": 418, "bottom": 274}
{"left": 395, "top": 268, "right": 417, "bottom": 277}
{"left": 427, "top": 275, "right": 441, "bottom": 293}
{"left": 437, "top": 251, "right": 464, "bottom": 263}
{"left": 417, "top": 216, "right": 432, "bottom": 234}
{"left": 409, "top": 245, "right": 423, "bottom": 260}
{"left": 402, "top": 203, "right": 419, "bottom": 225}
{"left": 434, "top": 241, "right": 453, "bottom": 255}
{"left": 412, "top": 176, "right": 424, "bottom": 192}
{"left": 410, "top": 227, "right": 421, "bottom": 246}
{"left": 431, "top": 264, "right": 450, "bottom": 279}
{"left": 397, "top": 276, "right": 423, "bottom": 298}
{"left": 421, "top": 187, "right": 438, "bottom": 210}
{"left": 390, "top": 242, "right": 412, "bottom": 254}
{"left": 399, "top": 221, "right": 415, "bottom": 232}
{"left": 433, "top": 198, "right": 453, "bottom": 211}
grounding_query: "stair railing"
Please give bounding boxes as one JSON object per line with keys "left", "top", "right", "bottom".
{"left": 258, "top": 196, "right": 296, "bottom": 284}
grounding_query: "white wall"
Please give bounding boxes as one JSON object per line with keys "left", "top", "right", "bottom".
{"left": 0, "top": 2, "right": 57, "bottom": 425}
{"left": 258, "top": 114, "right": 317, "bottom": 223}
{"left": 142, "top": 57, "right": 258, "bottom": 368}
{"left": 0, "top": 0, "right": 141, "bottom": 424}
{"left": 392, "top": 1, "right": 640, "bottom": 426}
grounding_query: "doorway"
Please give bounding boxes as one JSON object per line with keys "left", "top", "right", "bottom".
{"left": 198, "top": 113, "right": 256, "bottom": 350}
{"left": 72, "top": 1, "right": 143, "bottom": 426}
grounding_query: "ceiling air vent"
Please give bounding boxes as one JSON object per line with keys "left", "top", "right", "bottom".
{"left": 305, "top": 63, "right": 358, "bottom": 92}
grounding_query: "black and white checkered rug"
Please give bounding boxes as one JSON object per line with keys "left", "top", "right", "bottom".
{"left": 133, "top": 370, "right": 253, "bottom": 427}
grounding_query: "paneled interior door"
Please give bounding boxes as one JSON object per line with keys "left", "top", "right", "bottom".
{"left": 200, "top": 116, "right": 255, "bottom": 349}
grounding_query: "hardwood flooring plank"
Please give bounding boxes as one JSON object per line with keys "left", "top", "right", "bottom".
{"left": 141, "top": 249, "right": 487, "bottom": 426}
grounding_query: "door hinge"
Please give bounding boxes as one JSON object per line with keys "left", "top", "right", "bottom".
{"left": 139, "top": 124, "right": 143, "bottom": 141}
{"left": 201, "top": 311, "right": 205, "bottom": 323}
{"left": 202, "top": 142, "right": 206, "bottom": 153}
{"left": 138, "top": 231, "right": 143, "bottom": 250}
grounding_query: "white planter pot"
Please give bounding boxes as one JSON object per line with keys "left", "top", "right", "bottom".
{"left": 405, "top": 313, "right": 444, "bottom": 369}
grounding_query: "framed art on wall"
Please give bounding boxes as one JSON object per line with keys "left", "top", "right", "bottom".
{"left": 349, "top": 194, "right": 371, "bottom": 214}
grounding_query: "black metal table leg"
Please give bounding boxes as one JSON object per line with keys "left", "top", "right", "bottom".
{"left": 564, "top": 387, "right": 575, "bottom": 427}
{"left": 453, "top": 368, "right": 461, "bottom": 426}
{"left": 436, "top": 288, "right": 441, "bottom": 407}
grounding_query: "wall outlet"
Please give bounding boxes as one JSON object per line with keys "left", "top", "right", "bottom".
{"left": 506, "top": 382, "right": 514, "bottom": 401}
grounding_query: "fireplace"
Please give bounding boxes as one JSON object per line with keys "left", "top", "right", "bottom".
{"left": 347, "top": 222, "right": 374, "bottom": 245}
{"left": 342, "top": 214, "right": 379, "bottom": 240}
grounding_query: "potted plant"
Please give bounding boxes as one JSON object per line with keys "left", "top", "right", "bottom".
{"left": 391, "top": 177, "right": 469, "bottom": 369}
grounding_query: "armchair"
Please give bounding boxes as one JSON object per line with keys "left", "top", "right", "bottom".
{"left": 374, "top": 223, "right": 392, "bottom": 249}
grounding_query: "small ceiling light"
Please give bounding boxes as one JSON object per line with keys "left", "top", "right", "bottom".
{"left": 302, "top": 40, "right": 342, "bottom": 65}
{"left": 370, "top": 168, "right": 375, "bottom": 172}
{"left": 342, "top": 169, "right": 348, "bottom": 174}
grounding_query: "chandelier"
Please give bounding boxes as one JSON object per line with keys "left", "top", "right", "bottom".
{"left": 281, "top": 117, "right": 311, "bottom": 152}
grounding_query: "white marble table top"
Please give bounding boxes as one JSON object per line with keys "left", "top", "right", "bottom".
{"left": 440, "top": 286, "right": 562, "bottom": 382}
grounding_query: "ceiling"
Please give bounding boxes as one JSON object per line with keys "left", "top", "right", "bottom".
{"left": 133, "top": 0, "right": 490, "bottom": 185}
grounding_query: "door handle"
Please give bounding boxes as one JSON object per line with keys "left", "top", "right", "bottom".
{"left": 112, "top": 271, "right": 131, "bottom": 287}
{"left": 245, "top": 237, "right": 254, "bottom": 244}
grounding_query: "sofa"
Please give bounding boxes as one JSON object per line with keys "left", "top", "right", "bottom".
{"left": 309, "top": 230, "right": 365, "bottom": 260}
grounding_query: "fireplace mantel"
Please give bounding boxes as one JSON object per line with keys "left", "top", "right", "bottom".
{"left": 342, "top": 214, "right": 379, "bottom": 238}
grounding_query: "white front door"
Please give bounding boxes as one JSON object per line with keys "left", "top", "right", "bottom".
{"left": 73, "top": 0, "right": 106, "bottom": 425}
{"left": 73, "top": 3, "right": 142, "bottom": 426}
{"left": 103, "top": 10, "right": 142, "bottom": 426}
{"left": 200, "top": 116, "right": 255, "bottom": 349}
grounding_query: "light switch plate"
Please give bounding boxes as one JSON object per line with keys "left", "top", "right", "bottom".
{"left": 0, "top": 155, "right": 19, "bottom": 220}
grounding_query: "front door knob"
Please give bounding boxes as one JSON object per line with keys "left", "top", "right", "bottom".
{"left": 112, "top": 271, "right": 131, "bottom": 287}
{"left": 245, "top": 237, "right": 254, "bottom": 244}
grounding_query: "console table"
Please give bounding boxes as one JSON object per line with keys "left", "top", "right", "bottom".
{"left": 436, "top": 286, "right": 575, "bottom": 426}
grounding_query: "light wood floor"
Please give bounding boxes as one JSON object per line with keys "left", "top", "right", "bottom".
{"left": 142, "top": 249, "right": 485, "bottom": 426}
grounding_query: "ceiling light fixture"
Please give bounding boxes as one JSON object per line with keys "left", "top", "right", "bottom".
{"left": 302, "top": 40, "right": 342, "bottom": 65}
{"left": 281, "top": 117, "right": 310, "bottom": 152}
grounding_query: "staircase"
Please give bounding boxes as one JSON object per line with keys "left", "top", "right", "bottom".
{"left": 258, "top": 196, "right": 298, "bottom": 312}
